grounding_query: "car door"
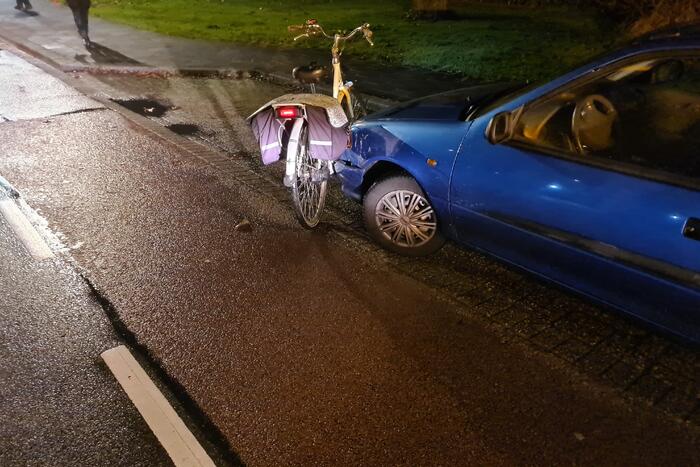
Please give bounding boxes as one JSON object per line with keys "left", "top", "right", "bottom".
{"left": 449, "top": 52, "right": 700, "bottom": 341}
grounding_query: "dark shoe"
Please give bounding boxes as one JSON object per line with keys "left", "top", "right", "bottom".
{"left": 14, "top": 5, "right": 22, "bottom": 10}
{"left": 24, "top": 2, "right": 32, "bottom": 10}
{"left": 83, "top": 37, "right": 92, "bottom": 49}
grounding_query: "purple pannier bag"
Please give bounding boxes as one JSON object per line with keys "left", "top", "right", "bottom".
{"left": 250, "top": 109, "right": 284, "bottom": 165}
{"left": 306, "top": 106, "right": 348, "bottom": 161}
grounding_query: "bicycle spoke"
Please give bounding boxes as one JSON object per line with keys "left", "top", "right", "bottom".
{"left": 290, "top": 124, "right": 327, "bottom": 229}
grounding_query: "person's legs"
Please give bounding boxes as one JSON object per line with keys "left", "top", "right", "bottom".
{"left": 70, "top": 6, "right": 89, "bottom": 46}
{"left": 79, "top": 3, "right": 91, "bottom": 46}
{"left": 80, "top": 5, "right": 89, "bottom": 38}
{"left": 70, "top": 7, "right": 83, "bottom": 35}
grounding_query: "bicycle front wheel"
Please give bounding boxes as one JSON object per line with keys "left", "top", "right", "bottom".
{"left": 290, "top": 122, "right": 328, "bottom": 229}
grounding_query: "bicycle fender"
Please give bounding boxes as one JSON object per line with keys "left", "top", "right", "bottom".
{"left": 246, "top": 93, "right": 348, "bottom": 128}
{"left": 285, "top": 118, "right": 305, "bottom": 183}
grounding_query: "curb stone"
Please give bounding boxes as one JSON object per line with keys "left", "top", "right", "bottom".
{"left": 0, "top": 29, "right": 396, "bottom": 112}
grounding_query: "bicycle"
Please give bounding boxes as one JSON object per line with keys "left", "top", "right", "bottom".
{"left": 278, "top": 20, "right": 374, "bottom": 228}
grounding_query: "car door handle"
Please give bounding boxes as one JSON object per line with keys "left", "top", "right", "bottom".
{"left": 683, "top": 217, "right": 700, "bottom": 241}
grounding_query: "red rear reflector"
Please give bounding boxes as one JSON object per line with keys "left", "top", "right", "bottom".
{"left": 276, "top": 106, "right": 301, "bottom": 119}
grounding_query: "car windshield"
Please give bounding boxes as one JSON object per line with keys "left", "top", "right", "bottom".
{"left": 475, "top": 48, "right": 628, "bottom": 117}
{"left": 511, "top": 56, "right": 694, "bottom": 134}
{"left": 456, "top": 83, "right": 531, "bottom": 120}
{"left": 473, "top": 82, "right": 536, "bottom": 117}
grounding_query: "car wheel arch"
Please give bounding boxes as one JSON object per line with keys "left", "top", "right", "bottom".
{"left": 360, "top": 160, "right": 443, "bottom": 220}
{"left": 361, "top": 160, "right": 412, "bottom": 199}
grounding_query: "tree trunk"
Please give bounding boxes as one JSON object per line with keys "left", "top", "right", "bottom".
{"left": 628, "top": 0, "right": 699, "bottom": 37}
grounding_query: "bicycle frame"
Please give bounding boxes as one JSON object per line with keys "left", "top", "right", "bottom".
{"left": 334, "top": 62, "right": 353, "bottom": 118}
{"left": 332, "top": 61, "right": 345, "bottom": 99}
{"left": 285, "top": 117, "right": 304, "bottom": 186}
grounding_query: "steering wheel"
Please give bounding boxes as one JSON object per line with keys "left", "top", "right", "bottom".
{"left": 571, "top": 94, "right": 618, "bottom": 154}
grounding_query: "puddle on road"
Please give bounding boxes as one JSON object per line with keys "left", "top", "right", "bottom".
{"left": 165, "top": 123, "right": 201, "bottom": 136}
{"left": 111, "top": 98, "right": 172, "bottom": 117}
{"left": 98, "top": 76, "right": 295, "bottom": 156}
{"left": 102, "top": 76, "right": 291, "bottom": 119}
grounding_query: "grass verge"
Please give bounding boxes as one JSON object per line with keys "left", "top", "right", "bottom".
{"left": 91, "top": 0, "right": 615, "bottom": 82}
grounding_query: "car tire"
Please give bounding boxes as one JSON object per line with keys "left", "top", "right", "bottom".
{"left": 363, "top": 175, "right": 445, "bottom": 256}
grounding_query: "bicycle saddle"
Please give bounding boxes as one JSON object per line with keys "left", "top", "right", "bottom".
{"left": 293, "top": 64, "right": 328, "bottom": 84}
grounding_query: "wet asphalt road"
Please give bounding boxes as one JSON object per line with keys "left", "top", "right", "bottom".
{"left": 1, "top": 51, "right": 699, "bottom": 465}
{"left": 0, "top": 195, "right": 171, "bottom": 466}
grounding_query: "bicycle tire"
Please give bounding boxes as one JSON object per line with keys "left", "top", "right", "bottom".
{"left": 290, "top": 121, "right": 328, "bottom": 229}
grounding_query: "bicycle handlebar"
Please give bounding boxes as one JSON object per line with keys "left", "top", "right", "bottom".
{"left": 288, "top": 20, "right": 374, "bottom": 46}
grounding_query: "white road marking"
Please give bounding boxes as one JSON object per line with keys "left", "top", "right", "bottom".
{"left": 0, "top": 199, "right": 54, "bottom": 260}
{"left": 101, "top": 346, "right": 216, "bottom": 467}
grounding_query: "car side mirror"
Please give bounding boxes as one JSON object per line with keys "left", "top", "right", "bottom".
{"left": 486, "top": 111, "right": 513, "bottom": 145}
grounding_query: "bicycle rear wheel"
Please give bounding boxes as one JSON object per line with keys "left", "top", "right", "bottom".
{"left": 290, "top": 122, "right": 328, "bottom": 229}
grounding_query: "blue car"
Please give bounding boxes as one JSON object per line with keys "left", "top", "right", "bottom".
{"left": 338, "top": 25, "right": 700, "bottom": 342}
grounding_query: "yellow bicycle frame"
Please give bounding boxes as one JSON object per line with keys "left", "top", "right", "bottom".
{"left": 333, "top": 61, "right": 353, "bottom": 119}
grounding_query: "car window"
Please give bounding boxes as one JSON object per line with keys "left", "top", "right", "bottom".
{"left": 511, "top": 55, "right": 700, "bottom": 182}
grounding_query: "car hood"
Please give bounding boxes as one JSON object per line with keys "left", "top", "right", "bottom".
{"left": 364, "top": 82, "right": 522, "bottom": 122}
